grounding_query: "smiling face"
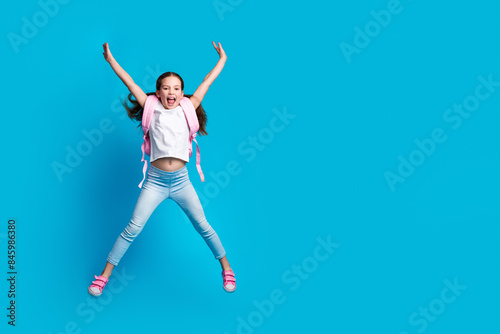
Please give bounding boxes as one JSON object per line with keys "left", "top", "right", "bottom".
{"left": 156, "top": 76, "right": 184, "bottom": 109}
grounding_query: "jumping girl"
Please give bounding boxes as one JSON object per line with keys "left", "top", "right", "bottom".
{"left": 88, "top": 42, "right": 236, "bottom": 295}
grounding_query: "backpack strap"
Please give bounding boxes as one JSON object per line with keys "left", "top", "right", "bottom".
{"left": 179, "top": 97, "right": 205, "bottom": 182}
{"left": 138, "top": 95, "right": 158, "bottom": 188}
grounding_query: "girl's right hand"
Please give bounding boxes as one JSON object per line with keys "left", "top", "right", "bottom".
{"left": 102, "top": 43, "right": 113, "bottom": 62}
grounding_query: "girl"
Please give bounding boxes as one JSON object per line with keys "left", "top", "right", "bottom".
{"left": 88, "top": 42, "right": 236, "bottom": 295}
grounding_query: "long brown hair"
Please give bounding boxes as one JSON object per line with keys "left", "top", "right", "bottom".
{"left": 122, "top": 71, "right": 208, "bottom": 136}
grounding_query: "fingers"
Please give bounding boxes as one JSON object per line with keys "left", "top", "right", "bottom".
{"left": 212, "top": 41, "right": 224, "bottom": 56}
{"left": 102, "top": 43, "right": 110, "bottom": 60}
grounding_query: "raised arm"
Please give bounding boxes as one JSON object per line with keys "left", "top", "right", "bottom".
{"left": 190, "top": 41, "right": 227, "bottom": 109}
{"left": 102, "top": 43, "right": 147, "bottom": 108}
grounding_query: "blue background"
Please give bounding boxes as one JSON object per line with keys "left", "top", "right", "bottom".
{"left": 2, "top": 0, "right": 499, "bottom": 333}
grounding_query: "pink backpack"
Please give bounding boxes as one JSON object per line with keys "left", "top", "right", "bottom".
{"left": 138, "top": 94, "right": 205, "bottom": 188}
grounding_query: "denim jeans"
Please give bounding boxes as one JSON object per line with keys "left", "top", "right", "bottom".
{"left": 106, "top": 164, "right": 226, "bottom": 266}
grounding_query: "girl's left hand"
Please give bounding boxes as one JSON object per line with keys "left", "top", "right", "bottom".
{"left": 212, "top": 41, "right": 227, "bottom": 60}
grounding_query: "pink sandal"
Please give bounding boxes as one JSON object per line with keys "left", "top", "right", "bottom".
{"left": 88, "top": 275, "right": 109, "bottom": 297}
{"left": 222, "top": 269, "right": 236, "bottom": 292}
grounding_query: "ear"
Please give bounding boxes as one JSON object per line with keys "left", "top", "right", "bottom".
{"left": 181, "top": 90, "right": 184, "bottom": 98}
{"left": 156, "top": 91, "right": 160, "bottom": 98}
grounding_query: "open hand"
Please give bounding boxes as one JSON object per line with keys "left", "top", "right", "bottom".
{"left": 102, "top": 43, "right": 114, "bottom": 62}
{"left": 212, "top": 41, "right": 227, "bottom": 60}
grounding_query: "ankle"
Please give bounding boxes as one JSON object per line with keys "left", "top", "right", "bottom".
{"left": 100, "top": 272, "right": 111, "bottom": 279}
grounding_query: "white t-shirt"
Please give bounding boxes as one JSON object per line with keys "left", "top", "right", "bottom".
{"left": 149, "top": 99, "right": 190, "bottom": 163}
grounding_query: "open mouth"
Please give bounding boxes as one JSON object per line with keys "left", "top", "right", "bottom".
{"left": 167, "top": 97, "right": 176, "bottom": 105}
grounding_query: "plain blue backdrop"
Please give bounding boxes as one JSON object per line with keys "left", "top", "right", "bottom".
{"left": 2, "top": 0, "right": 500, "bottom": 333}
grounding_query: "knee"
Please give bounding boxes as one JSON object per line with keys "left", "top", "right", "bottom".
{"left": 193, "top": 217, "right": 215, "bottom": 237}
{"left": 120, "top": 220, "right": 144, "bottom": 242}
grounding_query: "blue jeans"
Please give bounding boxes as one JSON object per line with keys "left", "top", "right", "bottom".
{"left": 106, "top": 164, "right": 226, "bottom": 266}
